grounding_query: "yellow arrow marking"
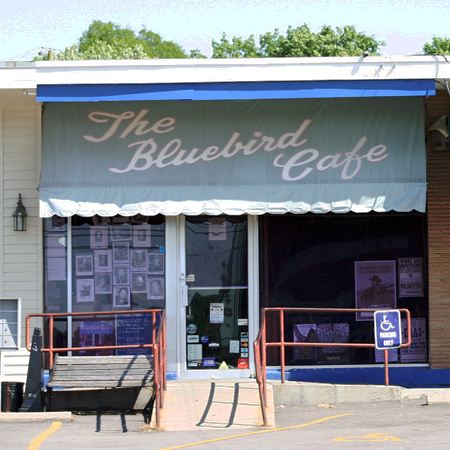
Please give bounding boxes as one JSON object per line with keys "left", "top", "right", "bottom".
{"left": 334, "top": 432, "right": 403, "bottom": 442}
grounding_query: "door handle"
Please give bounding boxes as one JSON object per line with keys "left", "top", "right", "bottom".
{"left": 182, "top": 284, "right": 188, "bottom": 307}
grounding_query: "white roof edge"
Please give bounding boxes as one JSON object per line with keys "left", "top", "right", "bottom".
{"left": 34, "top": 55, "right": 450, "bottom": 84}
{"left": 0, "top": 64, "right": 37, "bottom": 89}
{"left": 1, "top": 56, "right": 450, "bottom": 87}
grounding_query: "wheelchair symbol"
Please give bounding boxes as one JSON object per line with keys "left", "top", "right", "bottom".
{"left": 380, "top": 314, "right": 395, "bottom": 331}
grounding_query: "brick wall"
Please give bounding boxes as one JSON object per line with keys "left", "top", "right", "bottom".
{"left": 426, "top": 89, "right": 450, "bottom": 368}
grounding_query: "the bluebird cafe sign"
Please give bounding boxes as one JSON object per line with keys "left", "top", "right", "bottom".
{"left": 39, "top": 97, "right": 426, "bottom": 216}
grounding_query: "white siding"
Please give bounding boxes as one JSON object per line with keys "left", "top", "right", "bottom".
{"left": 1, "top": 106, "right": 41, "bottom": 348}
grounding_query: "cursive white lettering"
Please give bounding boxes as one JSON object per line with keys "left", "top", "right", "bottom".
{"left": 91, "top": 109, "right": 389, "bottom": 181}
{"left": 85, "top": 110, "right": 176, "bottom": 143}
{"left": 109, "top": 139, "right": 157, "bottom": 173}
{"left": 84, "top": 111, "right": 135, "bottom": 143}
{"left": 273, "top": 149, "right": 319, "bottom": 181}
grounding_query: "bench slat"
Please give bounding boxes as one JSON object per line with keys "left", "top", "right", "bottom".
{"left": 48, "top": 380, "right": 154, "bottom": 388}
{"left": 54, "top": 363, "right": 153, "bottom": 371}
{"left": 51, "top": 374, "right": 153, "bottom": 380}
{"left": 53, "top": 367, "right": 153, "bottom": 377}
{"left": 54, "top": 356, "right": 153, "bottom": 365}
{"left": 48, "top": 355, "right": 155, "bottom": 390}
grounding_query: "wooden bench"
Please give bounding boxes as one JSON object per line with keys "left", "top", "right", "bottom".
{"left": 46, "top": 354, "right": 154, "bottom": 411}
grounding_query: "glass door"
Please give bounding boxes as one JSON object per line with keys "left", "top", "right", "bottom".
{"left": 182, "top": 215, "right": 250, "bottom": 375}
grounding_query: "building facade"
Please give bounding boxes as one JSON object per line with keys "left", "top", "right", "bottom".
{"left": 1, "top": 57, "right": 450, "bottom": 387}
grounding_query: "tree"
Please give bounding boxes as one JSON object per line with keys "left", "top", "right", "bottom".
{"left": 43, "top": 20, "right": 201, "bottom": 61}
{"left": 212, "top": 24, "right": 385, "bottom": 58}
{"left": 423, "top": 37, "right": 450, "bottom": 55}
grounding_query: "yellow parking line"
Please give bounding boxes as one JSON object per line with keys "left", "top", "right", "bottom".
{"left": 157, "top": 414, "right": 353, "bottom": 450}
{"left": 28, "top": 421, "right": 62, "bottom": 450}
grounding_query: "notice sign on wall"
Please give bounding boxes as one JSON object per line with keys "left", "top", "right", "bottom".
{"left": 398, "top": 257, "right": 424, "bottom": 297}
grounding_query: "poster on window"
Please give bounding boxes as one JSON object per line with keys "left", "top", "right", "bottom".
{"left": 316, "top": 323, "right": 350, "bottom": 364}
{"left": 79, "top": 321, "right": 115, "bottom": 356}
{"left": 375, "top": 348, "right": 398, "bottom": 363}
{"left": 401, "top": 318, "right": 427, "bottom": 362}
{"left": 76, "top": 278, "right": 95, "bottom": 302}
{"left": 355, "top": 261, "right": 397, "bottom": 321}
{"left": 132, "top": 224, "right": 151, "bottom": 248}
{"left": 398, "top": 257, "right": 424, "bottom": 297}
{"left": 293, "top": 324, "right": 317, "bottom": 360}
{"left": 90, "top": 226, "right": 108, "bottom": 249}
{"left": 116, "top": 314, "right": 154, "bottom": 356}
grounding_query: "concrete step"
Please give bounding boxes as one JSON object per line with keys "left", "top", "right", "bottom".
{"left": 152, "top": 379, "right": 274, "bottom": 431}
{"left": 271, "top": 381, "right": 450, "bottom": 406}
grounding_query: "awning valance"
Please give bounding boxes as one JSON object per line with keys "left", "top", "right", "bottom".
{"left": 39, "top": 96, "right": 427, "bottom": 217}
{"left": 36, "top": 80, "right": 435, "bottom": 102}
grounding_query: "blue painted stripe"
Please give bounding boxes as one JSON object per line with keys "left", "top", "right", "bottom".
{"left": 37, "top": 80, "right": 435, "bottom": 102}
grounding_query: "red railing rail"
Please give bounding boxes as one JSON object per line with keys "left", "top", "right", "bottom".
{"left": 25, "top": 309, "right": 167, "bottom": 428}
{"left": 254, "top": 307, "right": 411, "bottom": 426}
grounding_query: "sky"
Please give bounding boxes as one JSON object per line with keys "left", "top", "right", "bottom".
{"left": 1, "top": 0, "right": 449, "bottom": 60}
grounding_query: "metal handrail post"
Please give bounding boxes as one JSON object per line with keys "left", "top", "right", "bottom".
{"left": 384, "top": 349, "right": 389, "bottom": 385}
{"left": 280, "top": 309, "right": 286, "bottom": 384}
{"left": 154, "top": 343, "right": 161, "bottom": 428}
{"left": 49, "top": 315, "right": 54, "bottom": 367}
{"left": 262, "top": 309, "right": 268, "bottom": 406}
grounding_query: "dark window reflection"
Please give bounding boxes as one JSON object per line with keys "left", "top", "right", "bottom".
{"left": 259, "top": 212, "right": 428, "bottom": 366}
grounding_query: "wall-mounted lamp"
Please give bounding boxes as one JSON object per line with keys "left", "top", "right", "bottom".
{"left": 12, "top": 194, "right": 28, "bottom": 231}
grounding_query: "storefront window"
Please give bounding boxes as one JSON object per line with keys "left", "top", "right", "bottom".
{"left": 259, "top": 212, "right": 428, "bottom": 366}
{"left": 44, "top": 215, "right": 165, "bottom": 355}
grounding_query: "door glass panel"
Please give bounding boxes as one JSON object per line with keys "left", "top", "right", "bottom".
{"left": 185, "top": 216, "right": 248, "bottom": 370}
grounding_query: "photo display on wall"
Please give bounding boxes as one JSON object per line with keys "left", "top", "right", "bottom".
{"left": 67, "top": 217, "right": 165, "bottom": 312}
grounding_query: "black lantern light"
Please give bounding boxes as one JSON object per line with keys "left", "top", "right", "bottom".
{"left": 12, "top": 193, "right": 28, "bottom": 231}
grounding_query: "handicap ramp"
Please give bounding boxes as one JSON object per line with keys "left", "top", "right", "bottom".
{"left": 152, "top": 379, "right": 274, "bottom": 431}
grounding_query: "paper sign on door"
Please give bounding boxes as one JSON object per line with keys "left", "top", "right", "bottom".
{"left": 210, "top": 303, "right": 224, "bottom": 324}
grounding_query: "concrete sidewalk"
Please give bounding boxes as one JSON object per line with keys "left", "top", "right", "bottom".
{"left": 1, "top": 379, "right": 450, "bottom": 425}
{"left": 151, "top": 379, "right": 274, "bottom": 431}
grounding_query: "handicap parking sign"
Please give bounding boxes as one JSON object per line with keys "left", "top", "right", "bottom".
{"left": 374, "top": 310, "right": 402, "bottom": 350}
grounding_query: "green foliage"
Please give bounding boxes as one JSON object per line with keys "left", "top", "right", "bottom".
{"left": 423, "top": 36, "right": 450, "bottom": 55}
{"left": 212, "top": 34, "right": 263, "bottom": 58}
{"left": 189, "top": 49, "right": 208, "bottom": 59}
{"left": 45, "top": 20, "right": 196, "bottom": 61}
{"left": 212, "top": 24, "right": 385, "bottom": 58}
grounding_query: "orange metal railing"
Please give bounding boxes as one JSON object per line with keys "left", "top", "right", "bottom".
{"left": 26, "top": 309, "right": 167, "bottom": 428}
{"left": 254, "top": 307, "right": 411, "bottom": 426}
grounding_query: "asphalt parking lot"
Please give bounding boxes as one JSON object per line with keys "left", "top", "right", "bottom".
{"left": 2, "top": 399, "right": 450, "bottom": 450}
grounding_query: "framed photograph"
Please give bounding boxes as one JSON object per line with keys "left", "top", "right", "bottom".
{"left": 148, "top": 252, "right": 164, "bottom": 275}
{"left": 113, "top": 264, "right": 130, "bottom": 285}
{"left": 133, "top": 224, "right": 151, "bottom": 248}
{"left": 76, "top": 254, "right": 94, "bottom": 276}
{"left": 76, "top": 278, "right": 95, "bottom": 302}
{"left": 95, "top": 273, "right": 112, "bottom": 294}
{"left": 113, "top": 242, "right": 130, "bottom": 264}
{"left": 94, "top": 249, "right": 112, "bottom": 273}
{"left": 114, "top": 285, "right": 131, "bottom": 308}
{"left": 131, "top": 272, "right": 147, "bottom": 293}
{"left": 90, "top": 226, "right": 108, "bottom": 248}
{"left": 148, "top": 276, "right": 165, "bottom": 299}
{"left": 45, "top": 216, "right": 67, "bottom": 232}
{"left": 130, "top": 249, "right": 147, "bottom": 271}
{"left": 111, "top": 225, "right": 131, "bottom": 241}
